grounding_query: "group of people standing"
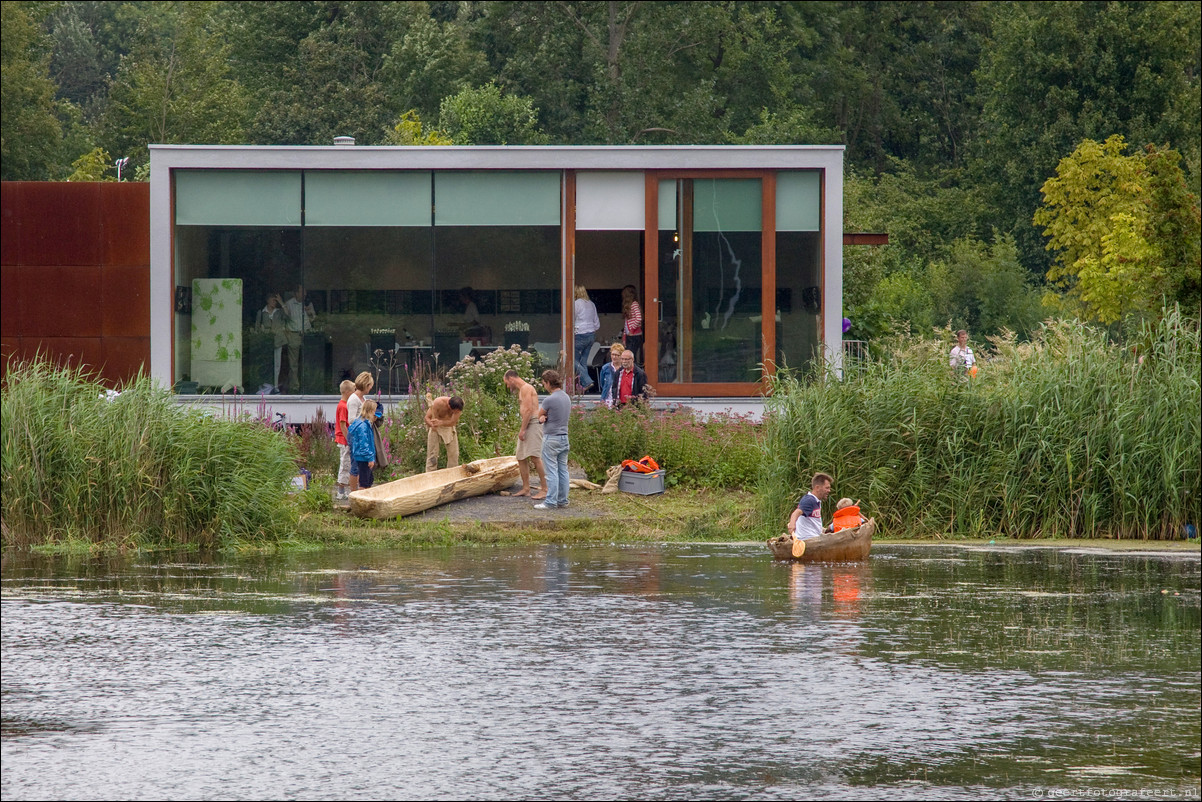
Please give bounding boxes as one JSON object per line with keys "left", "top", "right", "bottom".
{"left": 572, "top": 284, "right": 645, "bottom": 404}
{"left": 329, "top": 366, "right": 574, "bottom": 510}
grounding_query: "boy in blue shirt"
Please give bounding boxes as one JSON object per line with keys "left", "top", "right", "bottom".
{"left": 348, "top": 399, "right": 378, "bottom": 489}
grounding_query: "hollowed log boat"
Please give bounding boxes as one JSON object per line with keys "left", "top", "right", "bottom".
{"left": 349, "top": 456, "right": 520, "bottom": 519}
{"left": 766, "top": 518, "right": 875, "bottom": 562}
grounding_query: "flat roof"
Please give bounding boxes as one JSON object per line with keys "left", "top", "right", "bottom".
{"left": 149, "top": 144, "right": 844, "bottom": 171}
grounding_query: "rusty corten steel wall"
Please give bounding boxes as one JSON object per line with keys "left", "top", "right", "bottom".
{"left": 1, "top": 181, "right": 150, "bottom": 387}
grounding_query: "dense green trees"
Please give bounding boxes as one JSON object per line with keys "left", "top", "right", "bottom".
{"left": 3, "top": 0, "right": 1199, "bottom": 336}
{"left": 1035, "top": 136, "right": 1201, "bottom": 324}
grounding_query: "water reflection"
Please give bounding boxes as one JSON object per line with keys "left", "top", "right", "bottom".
{"left": 2, "top": 545, "right": 1198, "bottom": 800}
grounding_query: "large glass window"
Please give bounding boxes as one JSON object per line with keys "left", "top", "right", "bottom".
{"left": 173, "top": 170, "right": 304, "bottom": 393}
{"left": 173, "top": 169, "right": 563, "bottom": 395}
{"left": 659, "top": 178, "right": 763, "bottom": 385}
{"left": 432, "top": 172, "right": 562, "bottom": 373}
{"left": 775, "top": 172, "right": 822, "bottom": 375}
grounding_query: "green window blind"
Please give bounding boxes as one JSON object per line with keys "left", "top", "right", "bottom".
{"left": 305, "top": 171, "right": 432, "bottom": 226}
{"left": 434, "top": 171, "right": 561, "bottom": 226}
{"left": 175, "top": 171, "right": 301, "bottom": 226}
{"left": 776, "top": 171, "right": 821, "bottom": 232}
{"left": 693, "top": 178, "right": 761, "bottom": 232}
{"left": 659, "top": 179, "right": 677, "bottom": 230}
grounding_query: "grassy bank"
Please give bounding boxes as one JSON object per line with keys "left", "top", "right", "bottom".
{"left": 284, "top": 489, "right": 759, "bottom": 550}
{"left": 2, "top": 359, "right": 300, "bottom": 550}
{"left": 760, "top": 313, "right": 1201, "bottom": 540}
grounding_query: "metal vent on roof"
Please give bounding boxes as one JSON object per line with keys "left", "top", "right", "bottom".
{"left": 333, "top": 136, "right": 356, "bottom": 146}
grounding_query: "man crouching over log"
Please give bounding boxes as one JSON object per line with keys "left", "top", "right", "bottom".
{"left": 504, "top": 370, "right": 547, "bottom": 499}
{"left": 424, "top": 393, "right": 464, "bottom": 472}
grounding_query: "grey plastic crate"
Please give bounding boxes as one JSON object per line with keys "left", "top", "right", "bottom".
{"left": 618, "top": 469, "right": 665, "bottom": 495}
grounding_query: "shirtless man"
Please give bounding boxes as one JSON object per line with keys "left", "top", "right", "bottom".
{"left": 503, "top": 370, "right": 547, "bottom": 499}
{"left": 424, "top": 393, "right": 464, "bottom": 472}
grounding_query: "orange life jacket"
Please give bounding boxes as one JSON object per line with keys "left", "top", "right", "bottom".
{"left": 621, "top": 455, "right": 660, "bottom": 473}
{"left": 831, "top": 505, "right": 863, "bottom": 532}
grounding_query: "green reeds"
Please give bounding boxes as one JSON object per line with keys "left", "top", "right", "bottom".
{"left": 759, "top": 312, "right": 1201, "bottom": 539}
{"left": 1, "top": 359, "right": 301, "bottom": 550}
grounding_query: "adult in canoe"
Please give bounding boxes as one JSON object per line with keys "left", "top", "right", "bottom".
{"left": 787, "top": 472, "right": 833, "bottom": 541}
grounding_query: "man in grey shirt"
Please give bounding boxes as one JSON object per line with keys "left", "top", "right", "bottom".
{"left": 535, "top": 369, "right": 571, "bottom": 510}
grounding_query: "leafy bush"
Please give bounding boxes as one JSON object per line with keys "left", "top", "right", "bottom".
{"left": 293, "top": 406, "right": 338, "bottom": 474}
{"left": 1, "top": 358, "right": 300, "bottom": 549}
{"left": 569, "top": 403, "right": 761, "bottom": 489}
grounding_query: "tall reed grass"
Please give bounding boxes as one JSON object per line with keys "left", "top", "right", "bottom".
{"left": 760, "top": 312, "right": 1201, "bottom": 539}
{"left": 2, "top": 359, "right": 301, "bottom": 549}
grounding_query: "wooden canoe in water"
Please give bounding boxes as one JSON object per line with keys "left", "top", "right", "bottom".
{"left": 349, "top": 456, "right": 520, "bottom": 519}
{"left": 766, "top": 518, "right": 875, "bottom": 562}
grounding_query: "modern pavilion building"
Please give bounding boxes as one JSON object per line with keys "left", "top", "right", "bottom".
{"left": 149, "top": 144, "right": 845, "bottom": 413}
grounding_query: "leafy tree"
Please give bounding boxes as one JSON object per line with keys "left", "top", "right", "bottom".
{"left": 101, "top": 1, "right": 248, "bottom": 165}
{"left": 221, "top": 1, "right": 440, "bottom": 145}
{"left": 66, "top": 146, "right": 115, "bottom": 182}
{"left": 477, "top": 1, "right": 802, "bottom": 144}
{"left": 383, "top": 110, "right": 452, "bottom": 145}
{"left": 438, "top": 82, "right": 547, "bottom": 145}
{"left": 1034, "top": 136, "right": 1202, "bottom": 324}
{"left": 976, "top": 1, "right": 1202, "bottom": 273}
{"left": 1, "top": 1, "right": 63, "bottom": 180}
{"left": 381, "top": 12, "right": 487, "bottom": 121}
{"left": 790, "top": 1, "right": 989, "bottom": 173}
{"left": 927, "top": 235, "right": 1045, "bottom": 338}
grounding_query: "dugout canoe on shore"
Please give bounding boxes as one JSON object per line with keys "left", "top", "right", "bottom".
{"left": 349, "top": 456, "right": 520, "bottom": 519}
{"left": 766, "top": 518, "right": 875, "bottom": 562}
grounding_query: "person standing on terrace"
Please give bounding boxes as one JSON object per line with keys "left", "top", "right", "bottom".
{"left": 573, "top": 285, "right": 600, "bottom": 393}
{"left": 621, "top": 285, "right": 644, "bottom": 365}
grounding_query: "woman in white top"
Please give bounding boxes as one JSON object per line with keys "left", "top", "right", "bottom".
{"left": 572, "top": 285, "right": 601, "bottom": 392}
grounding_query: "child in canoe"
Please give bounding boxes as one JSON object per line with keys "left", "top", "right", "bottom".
{"left": 825, "top": 498, "right": 866, "bottom": 533}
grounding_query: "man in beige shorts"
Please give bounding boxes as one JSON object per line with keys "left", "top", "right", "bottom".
{"left": 504, "top": 369, "right": 547, "bottom": 499}
{"left": 424, "top": 394, "right": 463, "bottom": 472}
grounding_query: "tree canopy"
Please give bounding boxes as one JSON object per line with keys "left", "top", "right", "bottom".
{"left": 3, "top": 0, "right": 1199, "bottom": 335}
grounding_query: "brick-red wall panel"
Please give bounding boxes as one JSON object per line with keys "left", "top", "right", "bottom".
{"left": 20, "top": 182, "right": 103, "bottom": 266}
{"left": 1, "top": 265, "right": 24, "bottom": 336}
{"left": 101, "top": 183, "right": 151, "bottom": 267}
{"left": 4, "top": 182, "right": 154, "bottom": 388}
{"left": 102, "top": 264, "right": 151, "bottom": 337}
{"left": 100, "top": 337, "right": 151, "bottom": 383}
{"left": 1, "top": 183, "right": 23, "bottom": 266}
{"left": 22, "top": 337, "right": 106, "bottom": 375}
{"left": 21, "top": 266, "right": 105, "bottom": 337}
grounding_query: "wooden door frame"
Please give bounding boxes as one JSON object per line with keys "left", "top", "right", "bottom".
{"left": 644, "top": 170, "right": 776, "bottom": 396}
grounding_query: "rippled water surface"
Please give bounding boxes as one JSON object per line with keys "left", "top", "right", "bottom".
{"left": 2, "top": 544, "right": 1199, "bottom": 800}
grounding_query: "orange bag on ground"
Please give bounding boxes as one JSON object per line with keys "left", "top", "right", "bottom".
{"left": 621, "top": 455, "right": 660, "bottom": 473}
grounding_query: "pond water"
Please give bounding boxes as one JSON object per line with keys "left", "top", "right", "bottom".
{"left": 2, "top": 544, "right": 1199, "bottom": 801}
